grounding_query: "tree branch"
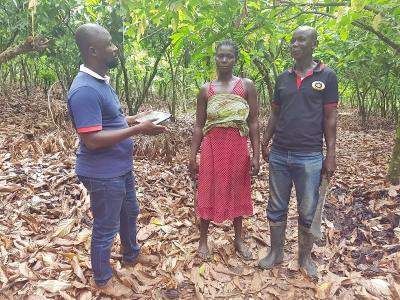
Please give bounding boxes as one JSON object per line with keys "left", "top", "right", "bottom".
{"left": 282, "top": 9, "right": 400, "bottom": 55}
{"left": 352, "top": 20, "right": 400, "bottom": 55}
{"left": 277, "top": 1, "right": 349, "bottom": 8}
{"left": 0, "top": 36, "right": 49, "bottom": 65}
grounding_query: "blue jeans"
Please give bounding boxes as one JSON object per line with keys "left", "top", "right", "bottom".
{"left": 267, "top": 148, "right": 323, "bottom": 227}
{"left": 78, "top": 171, "right": 140, "bottom": 285}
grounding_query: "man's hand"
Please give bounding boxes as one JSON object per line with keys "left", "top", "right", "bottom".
{"left": 251, "top": 156, "right": 260, "bottom": 176}
{"left": 261, "top": 143, "right": 270, "bottom": 162}
{"left": 188, "top": 157, "right": 199, "bottom": 180}
{"left": 126, "top": 111, "right": 151, "bottom": 125}
{"left": 136, "top": 120, "right": 166, "bottom": 135}
{"left": 322, "top": 155, "right": 336, "bottom": 181}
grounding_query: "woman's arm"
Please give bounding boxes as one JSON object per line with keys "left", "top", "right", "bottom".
{"left": 189, "top": 84, "right": 208, "bottom": 179}
{"left": 244, "top": 78, "right": 260, "bottom": 175}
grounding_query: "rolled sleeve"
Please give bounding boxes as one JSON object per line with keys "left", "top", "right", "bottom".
{"left": 323, "top": 71, "right": 339, "bottom": 106}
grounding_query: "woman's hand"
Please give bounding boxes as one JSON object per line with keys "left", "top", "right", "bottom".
{"left": 251, "top": 156, "right": 260, "bottom": 176}
{"left": 188, "top": 157, "right": 199, "bottom": 180}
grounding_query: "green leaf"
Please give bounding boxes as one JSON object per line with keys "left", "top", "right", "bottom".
{"left": 338, "top": 25, "right": 349, "bottom": 41}
{"left": 240, "top": 49, "right": 251, "bottom": 64}
{"left": 351, "top": 0, "right": 368, "bottom": 12}
{"left": 198, "top": 264, "right": 206, "bottom": 276}
{"left": 247, "top": 1, "right": 261, "bottom": 10}
{"left": 372, "top": 14, "right": 382, "bottom": 31}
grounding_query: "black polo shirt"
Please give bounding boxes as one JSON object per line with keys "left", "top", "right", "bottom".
{"left": 271, "top": 61, "right": 338, "bottom": 152}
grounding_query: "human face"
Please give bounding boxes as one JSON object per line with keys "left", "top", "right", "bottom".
{"left": 94, "top": 32, "right": 119, "bottom": 69}
{"left": 215, "top": 45, "right": 236, "bottom": 71}
{"left": 290, "top": 29, "right": 316, "bottom": 61}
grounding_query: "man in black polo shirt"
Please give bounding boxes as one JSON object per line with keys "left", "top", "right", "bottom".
{"left": 258, "top": 26, "right": 338, "bottom": 279}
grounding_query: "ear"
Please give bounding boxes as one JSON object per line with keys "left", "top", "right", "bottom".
{"left": 88, "top": 46, "right": 96, "bottom": 56}
{"left": 313, "top": 39, "right": 319, "bottom": 49}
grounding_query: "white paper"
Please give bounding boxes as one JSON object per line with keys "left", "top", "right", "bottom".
{"left": 135, "top": 111, "right": 171, "bottom": 124}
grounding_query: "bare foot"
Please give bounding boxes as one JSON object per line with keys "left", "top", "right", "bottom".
{"left": 197, "top": 240, "right": 211, "bottom": 261}
{"left": 234, "top": 239, "right": 253, "bottom": 260}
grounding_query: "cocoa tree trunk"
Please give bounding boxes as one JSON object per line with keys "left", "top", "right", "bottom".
{"left": 166, "top": 50, "right": 177, "bottom": 120}
{"left": 253, "top": 58, "right": 274, "bottom": 102}
{"left": 133, "top": 40, "right": 171, "bottom": 114}
{"left": 388, "top": 124, "right": 400, "bottom": 184}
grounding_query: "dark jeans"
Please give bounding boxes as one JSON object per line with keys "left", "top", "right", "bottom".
{"left": 78, "top": 171, "right": 140, "bottom": 285}
{"left": 267, "top": 148, "right": 323, "bottom": 227}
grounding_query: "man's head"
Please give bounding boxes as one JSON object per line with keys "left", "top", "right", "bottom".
{"left": 290, "top": 26, "right": 318, "bottom": 61}
{"left": 75, "top": 23, "right": 119, "bottom": 70}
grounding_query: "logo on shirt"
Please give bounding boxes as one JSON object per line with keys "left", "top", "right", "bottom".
{"left": 311, "top": 81, "right": 325, "bottom": 91}
{"left": 312, "top": 81, "right": 325, "bottom": 91}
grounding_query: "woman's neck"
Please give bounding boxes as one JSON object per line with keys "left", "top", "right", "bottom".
{"left": 217, "top": 69, "right": 234, "bottom": 82}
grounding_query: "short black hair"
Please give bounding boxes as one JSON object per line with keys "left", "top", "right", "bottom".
{"left": 216, "top": 39, "right": 239, "bottom": 60}
{"left": 295, "top": 26, "right": 318, "bottom": 45}
{"left": 75, "top": 23, "right": 109, "bottom": 57}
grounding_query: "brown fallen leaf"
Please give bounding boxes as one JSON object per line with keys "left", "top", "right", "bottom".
{"left": 0, "top": 265, "right": 8, "bottom": 284}
{"left": 354, "top": 285, "right": 380, "bottom": 300}
{"left": 41, "top": 252, "right": 57, "bottom": 268}
{"left": 0, "top": 91, "right": 399, "bottom": 299}
{"left": 71, "top": 255, "right": 86, "bottom": 284}
{"left": 76, "top": 290, "right": 92, "bottom": 300}
{"left": 388, "top": 185, "right": 399, "bottom": 197}
{"left": 250, "top": 272, "right": 263, "bottom": 292}
{"left": 18, "top": 262, "right": 36, "bottom": 280}
{"left": 59, "top": 291, "right": 75, "bottom": 300}
{"left": 37, "top": 279, "right": 71, "bottom": 293}
{"left": 362, "top": 278, "right": 391, "bottom": 299}
{"left": 137, "top": 224, "right": 159, "bottom": 241}
{"left": 19, "top": 214, "right": 41, "bottom": 233}
{"left": 0, "top": 184, "right": 21, "bottom": 193}
{"left": 75, "top": 228, "right": 91, "bottom": 245}
{"left": 71, "top": 280, "right": 87, "bottom": 289}
{"left": 213, "top": 263, "right": 238, "bottom": 276}
{"left": 315, "top": 282, "right": 332, "bottom": 299}
{"left": 387, "top": 275, "right": 400, "bottom": 299}
{"left": 25, "top": 296, "right": 48, "bottom": 300}
{"left": 209, "top": 267, "right": 231, "bottom": 283}
{"left": 52, "top": 218, "right": 75, "bottom": 238}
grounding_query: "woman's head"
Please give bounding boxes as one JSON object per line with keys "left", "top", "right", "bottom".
{"left": 215, "top": 39, "right": 238, "bottom": 70}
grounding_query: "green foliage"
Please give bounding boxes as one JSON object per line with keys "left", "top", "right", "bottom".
{"left": 0, "top": 0, "right": 399, "bottom": 120}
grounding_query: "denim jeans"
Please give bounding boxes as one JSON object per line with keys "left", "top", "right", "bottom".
{"left": 267, "top": 148, "right": 323, "bottom": 227}
{"left": 78, "top": 171, "right": 140, "bottom": 285}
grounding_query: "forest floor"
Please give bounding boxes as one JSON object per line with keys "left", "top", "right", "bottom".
{"left": 0, "top": 87, "right": 399, "bottom": 300}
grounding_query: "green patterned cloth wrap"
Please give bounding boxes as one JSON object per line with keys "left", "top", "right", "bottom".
{"left": 203, "top": 93, "right": 249, "bottom": 136}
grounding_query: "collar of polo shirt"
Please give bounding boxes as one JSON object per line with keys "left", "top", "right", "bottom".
{"left": 288, "top": 60, "right": 325, "bottom": 75}
{"left": 80, "top": 64, "right": 110, "bottom": 84}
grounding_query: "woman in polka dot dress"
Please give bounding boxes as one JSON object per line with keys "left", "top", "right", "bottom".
{"left": 189, "top": 40, "right": 260, "bottom": 260}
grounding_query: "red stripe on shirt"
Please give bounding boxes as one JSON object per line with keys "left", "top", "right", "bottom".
{"left": 324, "top": 102, "right": 338, "bottom": 108}
{"left": 77, "top": 125, "right": 102, "bottom": 133}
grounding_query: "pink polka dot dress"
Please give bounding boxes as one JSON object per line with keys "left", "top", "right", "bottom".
{"left": 196, "top": 78, "right": 253, "bottom": 223}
